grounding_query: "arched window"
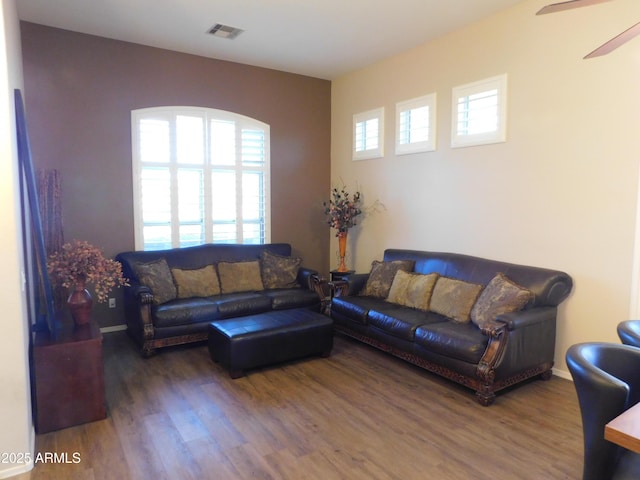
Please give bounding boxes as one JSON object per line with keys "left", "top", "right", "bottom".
{"left": 131, "top": 107, "right": 270, "bottom": 250}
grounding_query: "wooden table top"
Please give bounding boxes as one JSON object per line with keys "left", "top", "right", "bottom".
{"left": 605, "top": 402, "right": 640, "bottom": 454}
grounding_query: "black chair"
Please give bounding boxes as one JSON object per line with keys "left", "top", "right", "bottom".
{"left": 566, "top": 343, "right": 640, "bottom": 480}
{"left": 617, "top": 320, "right": 640, "bottom": 348}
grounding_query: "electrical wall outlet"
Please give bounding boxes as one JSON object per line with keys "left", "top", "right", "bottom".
{"left": 108, "top": 298, "right": 116, "bottom": 309}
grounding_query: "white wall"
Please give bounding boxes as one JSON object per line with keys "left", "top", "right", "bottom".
{"left": 0, "top": 0, "right": 34, "bottom": 477}
{"left": 331, "top": 0, "right": 640, "bottom": 376}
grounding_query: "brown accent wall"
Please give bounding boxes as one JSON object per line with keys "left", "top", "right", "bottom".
{"left": 20, "top": 22, "right": 331, "bottom": 328}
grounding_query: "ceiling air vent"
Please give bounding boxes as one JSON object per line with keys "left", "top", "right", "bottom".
{"left": 208, "top": 23, "right": 244, "bottom": 40}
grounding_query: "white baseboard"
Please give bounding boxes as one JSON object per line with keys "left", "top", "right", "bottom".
{"left": 100, "top": 324, "right": 127, "bottom": 334}
{"left": 0, "top": 436, "right": 36, "bottom": 478}
{"left": 0, "top": 425, "right": 35, "bottom": 478}
{"left": 0, "top": 463, "right": 33, "bottom": 479}
{"left": 552, "top": 366, "right": 572, "bottom": 381}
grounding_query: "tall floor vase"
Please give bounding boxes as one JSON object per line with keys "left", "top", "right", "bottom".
{"left": 337, "top": 231, "right": 348, "bottom": 272}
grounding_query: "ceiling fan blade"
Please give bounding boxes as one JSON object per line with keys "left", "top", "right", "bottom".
{"left": 537, "top": 0, "right": 613, "bottom": 15}
{"left": 584, "top": 21, "right": 640, "bottom": 58}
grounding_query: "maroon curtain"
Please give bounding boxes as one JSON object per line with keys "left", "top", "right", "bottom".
{"left": 36, "top": 169, "right": 64, "bottom": 308}
{"left": 36, "top": 169, "right": 63, "bottom": 255}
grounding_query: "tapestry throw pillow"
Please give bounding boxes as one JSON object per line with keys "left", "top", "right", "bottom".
{"left": 171, "top": 265, "right": 221, "bottom": 299}
{"left": 218, "top": 260, "right": 265, "bottom": 294}
{"left": 387, "top": 270, "right": 439, "bottom": 311}
{"left": 260, "top": 250, "right": 302, "bottom": 289}
{"left": 360, "top": 260, "right": 415, "bottom": 299}
{"left": 132, "top": 258, "right": 177, "bottom": 305}
{"left": 430, "top": 276, "right": 483, "bottom": 323}
{"left": 471, "top": 273, "right": 533, "bottom": 329}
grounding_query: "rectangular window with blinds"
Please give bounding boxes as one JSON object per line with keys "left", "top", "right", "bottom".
{"left": 132, "top": 107, "right": 270, "bottom": 250}
{"left": 353, "top": 107, "right": 384, "bottom": 161}
{"left": 395, "top": 93, "right": 436, "bottom": 155}
{"left": 451, "top": 74, "right": 507, "bottom": 148}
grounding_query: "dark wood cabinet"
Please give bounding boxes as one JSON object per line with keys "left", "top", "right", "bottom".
{"left": 32, "top": 320, "right": 106, "bottom": 433}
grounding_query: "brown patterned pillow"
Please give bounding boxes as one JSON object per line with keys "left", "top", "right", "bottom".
{"left": 171, "top": 265, "right": 220, "bottom": 299}
{"left": 218, "top": 260, "right": 264, "bottom": 294}
{"left": 360, "top": 260, "right": 414, "bottom": 298}
{"left": 260, "top": 250, "right": 302, "bottom": 289}
{"left": 387, "top": 270, "right": 439, "bottom": 311}
{"left": 133, "top": 258, "right": 177, "bottom": 305}
{"left": 430, "top": 277, "right": 483, "bottom": 323}
{"left": 471, "top": 273, "right": 533, "bottom": 329}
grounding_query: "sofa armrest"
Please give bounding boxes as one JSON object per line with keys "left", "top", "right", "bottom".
{"left": 119, "top": 283, "right": 157, "bottom": 355}
{"left": 129, "top": 283, "right": 153, "bottom": 301}
{"left": 477, "top": 308, "right": 558, "bottom": 377}
{"left": 480, "top": 318, "right": 509, "bottom": 339}
{"left": 494, "top": 307, "right": 557, "bottom": 331}
{"left": 480, "top": 306, "right": 558, "bottom": 384}
{"left": 126, "top": 283, "right": 155, "bottom": 308}
{"left": 297, "top": 267, "right": 319, "bottom": 290}
{"left": 477, "top": 319, "right": 509, "bottom": 385}
{"left": 341, "top": 273, "right": 370, "bottom": 296}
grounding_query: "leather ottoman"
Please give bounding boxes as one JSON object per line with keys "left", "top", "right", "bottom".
{"left": 208, "top": 308, "right": 333, "bottom": 378}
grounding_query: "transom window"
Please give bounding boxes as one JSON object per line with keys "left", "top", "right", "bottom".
{"left": 353, "top": 107, "right": 384, "bottom": 160}
{"left": 451, "top": 74, "right": 507, "bottom": 148}
{"left": 131, "top": 107, "right": 270, "bottom": 251}
{"left": 395, "top": 93, "right": 437, "bottom": 155}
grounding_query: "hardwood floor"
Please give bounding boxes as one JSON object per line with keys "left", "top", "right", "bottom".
{"left": 18, "top": 331, "right": 584, "bottom": 479}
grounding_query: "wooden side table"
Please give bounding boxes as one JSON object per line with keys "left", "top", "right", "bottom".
{"left": 32, "top": 318, "right": 107, "bottom": 433}
{"left": 312, "top": 274, "right": 352, "bottom": 315}
{"left": 330, "top": 270, "right": 355, "bottom": 282}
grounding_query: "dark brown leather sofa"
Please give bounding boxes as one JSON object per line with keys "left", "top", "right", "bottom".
{"left": 330, "top": 249, "right": 573, "bottom": 405}
{"left": 116, "top": 243, "right": 320, "bottom": 356}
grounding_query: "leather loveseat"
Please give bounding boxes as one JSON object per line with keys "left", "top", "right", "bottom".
{"left": 330, "top": 249, "right": 573, "bottom": 405}
{"left": 116, "top": 243, "right": 320, "bottom": 356}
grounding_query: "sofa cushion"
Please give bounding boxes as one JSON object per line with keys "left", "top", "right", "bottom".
{"left": 153, "top": 297, "right": 219, "bottom": 328}
{"left": 387, "top": 271, "right": 439, "bottom": 311}
{"left": 262, "top": 289, "right": 320, "bottom": 310}
{"left": 430, "top": 277, "right": 483, "bottom": 323}
{"left": 331, "top": 296, "right": 383, "bottom": 325}
{"left": 133, "top": 258, "right": 177, "bottom": 305}
{"left": 171, "top": 265, "right": 221, "bottom": 299}
{"left": 471, "top": 273, "right": 533, "bottom": 329}
{"left": 218, "top": 260, "right": 264, "bottom": 294}
{"left": 414, "top": 321, "right": 489, "bottom": 364}
{"left": 260, "top": 250, "right": 302, "bottom": 289}
{"left": 368, "top": 304, "right": 443, "bottom": 341}
{"left": 360, "top": 260, "right": 415, "bottom": 299}
{"left": 214, "top": 292, "right": 272, "bottom": 318}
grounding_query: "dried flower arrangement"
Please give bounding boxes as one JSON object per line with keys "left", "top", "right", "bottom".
{"left": 47, "top": 240, "right": 128, "bottom": 303}
{"left": 323, "top": 186, "right": 362, "bottom": 236}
